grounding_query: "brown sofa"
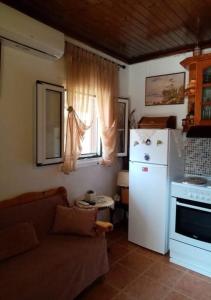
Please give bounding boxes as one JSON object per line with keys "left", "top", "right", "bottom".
{"left": 0, "top": 187, "right": 109, "bottom": 300}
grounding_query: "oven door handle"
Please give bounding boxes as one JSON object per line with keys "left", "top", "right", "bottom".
{"left": 176, "top": 202, "right": 211, "bottom": 213}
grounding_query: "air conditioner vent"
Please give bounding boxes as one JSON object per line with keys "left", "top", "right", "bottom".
{"left": 0, "top": 3, "right": 65, "bottom": 60}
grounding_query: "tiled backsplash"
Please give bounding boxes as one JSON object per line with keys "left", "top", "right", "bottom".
{"left": 184, "top": 138, "right": 211, "bottom": 176}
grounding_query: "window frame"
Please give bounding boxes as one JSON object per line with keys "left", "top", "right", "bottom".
{"left": 117, "top": 97, "right": 129, "bottom": 157}
{"left": 36, "top": 80, "right": 64, "bottom": 166}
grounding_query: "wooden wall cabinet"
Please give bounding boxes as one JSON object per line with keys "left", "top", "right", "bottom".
{"left": 181, "top": 53, "right": 211, "bottom": 130}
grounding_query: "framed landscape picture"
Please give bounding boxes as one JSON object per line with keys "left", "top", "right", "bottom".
{"left": 145, "top": 72, "right": 185, "bottom": 106}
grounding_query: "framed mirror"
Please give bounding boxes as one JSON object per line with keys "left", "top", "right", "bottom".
{"left": 117, "top": 98, "right": 129, "bottom": 157}
{"left": 36, "top": 81, "right": 64, "bottom": 166}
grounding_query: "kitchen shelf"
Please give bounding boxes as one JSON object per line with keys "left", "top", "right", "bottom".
{"left": 202, "top": 102, "right": 211, "bottom": 107}
{"left": 180, "top": 53, "right": 211, "bottom": 129}
{"left": 202, "top": 83, "right": 211, "bottom": 87}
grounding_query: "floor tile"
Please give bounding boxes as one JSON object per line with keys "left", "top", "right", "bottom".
{"left": 165, "top": 290, "right": 191, "bottom": 300}
{"left": 145, "top": 261, "right": 185, "bottom": 288}
{"left": 105, "top": 263, "right": 139, "bottom": 290}
{"left": 107, "top": 224, "right": 127, "bottom": 242}
{"left": 175, "top": 273, "right": 211, "bottom": 300}
{"left": 125, "top": 275, "right": 170, "bottom": 300}
{"left": 118, "top": 251, "right": 154, "bottom": 273}
{"left": 117, "top": 239, "right": 139, "bottom": 251}
{"left": 108, "top": 243, "right": 131, "bottom": 265}
{"left": 135, "top": 246, "right": 167, "bottom": 262}
{"left": 188, "top": 270, "right": 211, "bottom": 283}
{"left": 162, "top": 258, "right": 188, "bottom": 272}
{"left": 76, "top": 282, "right": 118, "bottom": 300}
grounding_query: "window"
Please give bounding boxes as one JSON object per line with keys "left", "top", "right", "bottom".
{"left": 80, "top": 98, "right": 101, "bottom": 159}
{"left": 75, "top": 95, "right": 101, "bottom": 160}
{"left": 63, "top": 91, "right": 101, "bottom": 169}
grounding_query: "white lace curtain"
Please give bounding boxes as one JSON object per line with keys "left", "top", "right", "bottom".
{"left": 62, "top": 43, "right": 118, "bottom": 174}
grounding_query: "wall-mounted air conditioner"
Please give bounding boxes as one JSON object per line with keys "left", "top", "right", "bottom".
{"left": 0, "top": 3, "right": 65, "bottom": 60}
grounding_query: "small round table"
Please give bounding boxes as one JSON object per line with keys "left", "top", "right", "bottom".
{"left": 75, "top": 195, "right": 114, "bottom": 209}
{"left": 75, "top": 195, "right": 114, "bottom": 222}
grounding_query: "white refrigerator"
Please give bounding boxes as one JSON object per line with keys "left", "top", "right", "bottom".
{"left": 129, "top": 129, "right": 183, "bottom": 254}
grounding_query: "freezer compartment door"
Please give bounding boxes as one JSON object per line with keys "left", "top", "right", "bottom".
{"left": 130, "top": 129, "right": 169, "bottom": 165}
{"left": 129, "top": 161, "right": 168, "bottom": 254}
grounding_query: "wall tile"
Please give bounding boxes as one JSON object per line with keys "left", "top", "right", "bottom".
{"left": 184, "top": 138, "right": 211, "bottom": 176}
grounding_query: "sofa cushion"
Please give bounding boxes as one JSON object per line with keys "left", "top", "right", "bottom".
{"left": 0, "top": 234, "right": 109, "bottom": 300}
{"left": 0, "top": 222, "right": 39, "bottom": 262}
{"left": 53, "top": 205, "right": 97, "bottom": 237}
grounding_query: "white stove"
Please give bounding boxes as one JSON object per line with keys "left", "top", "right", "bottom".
{"left": 170, "top": 176, "right": 211, "bottom": 278}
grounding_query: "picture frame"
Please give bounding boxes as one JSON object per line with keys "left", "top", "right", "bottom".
{"left": 145, "top": 72, "right": 185, "bottom": 106}
{"left": 36, "top": 81, "right": 64, "bottom": 166}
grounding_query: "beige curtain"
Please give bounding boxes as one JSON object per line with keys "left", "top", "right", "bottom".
{"left": 96, "top": 58, "right": 118, "bottom": 165}
{"left": 62, "top": 43, "right": 118, "bottom": 173}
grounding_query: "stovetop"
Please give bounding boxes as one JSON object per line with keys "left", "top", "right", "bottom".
{"left": 171, "top": 175, "right": 211, "bottom": 202}
{"left": 181, "top": 176, "right": 211, "bottom": 188}
{"left": 174, "top": 175, "right": 211, "bottom": 188}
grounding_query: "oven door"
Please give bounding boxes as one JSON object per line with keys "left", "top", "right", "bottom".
{"left": 170, "top": 196, "right": 211, "bottom": 251}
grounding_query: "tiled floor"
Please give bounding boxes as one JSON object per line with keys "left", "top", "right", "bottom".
{"left": 77, "top": 223, "right": 211, "bottom": 300}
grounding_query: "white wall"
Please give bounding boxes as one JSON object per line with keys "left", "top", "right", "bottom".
{"left": 129, "top": 53, "right": 192, "bottom": 128}
{"left": 0, "top": 44, "right": 128, "bottom": 201}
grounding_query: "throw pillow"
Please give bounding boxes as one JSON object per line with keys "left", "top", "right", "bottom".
{"left": 0, "top": 222, "right": 39, "bottom": 262}
{"left": 53, "top": 205, "right": 97, "bottom": 237}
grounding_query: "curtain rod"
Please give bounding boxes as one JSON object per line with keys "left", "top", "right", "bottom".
{"left": 67, "top": 42, "right": 126, "bottom": 69}
{"left": 99, "top": 55, "right": 126, "bottom": 69}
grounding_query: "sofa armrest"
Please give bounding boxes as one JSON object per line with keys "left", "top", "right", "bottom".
{"left": 95, "top": 221, "right": 113, "bottom": 234}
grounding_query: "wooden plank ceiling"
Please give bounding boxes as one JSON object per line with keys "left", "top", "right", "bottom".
{"left": 2, "top": 0, "right": 211, "bottom": 64}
